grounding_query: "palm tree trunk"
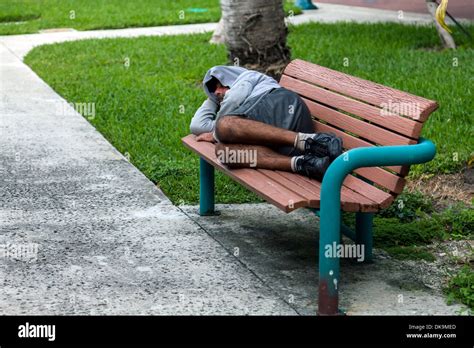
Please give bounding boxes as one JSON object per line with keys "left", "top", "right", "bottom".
{"left": 221, "top": 0, "right": 291, "bottom": 78}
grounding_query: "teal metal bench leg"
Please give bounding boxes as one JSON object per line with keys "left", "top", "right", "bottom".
{"left": 319, "top": 197, "right": 342, "bottom": 315}
{"left": 199, "top": 158, "right": 215, "bottom": 216}
{"left": 355, "top": 212, "right": 374, "bottom": 263}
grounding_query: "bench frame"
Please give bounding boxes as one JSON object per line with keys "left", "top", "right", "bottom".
{"left": 197, "top": 137, "right": 436, "bottom": 315}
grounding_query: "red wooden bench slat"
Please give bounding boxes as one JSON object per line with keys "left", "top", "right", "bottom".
{"left": 314, "top": 120, "right": 410, "bottom": 178}
{"left": 354, "top": 167, "right": 406, "bottom": 194}
{"left": 284, "top": 59, "right": 438, "bottom": 121}
{"left": 311, "top": 118, "right": 407, "bottom": 193}
{"left": 259, "top": 169, "right": 320, "bottom": 206}
{"left": 236, "top": 169, "right": 308, "bottom": 212}
{"left": 280, "top": 75, "right": 424, "bottom": 139}
{"left": 287, "top": 171, "right": 382, "bottom": 212}
{"left": 277, "top": 171, "right": 380, "bottom": 212}
{"left": 303, "top": 97, "right": 417, "bottom": 146}
{"left": 342, "top": 175, "right": 394, "bottom": 210}
{"left": 182, "top": 135, "right": 389, "bottom": 212}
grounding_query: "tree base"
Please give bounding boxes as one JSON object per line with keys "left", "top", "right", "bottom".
{"left": 243, "top": 61, "right": 288, "bottom": 80}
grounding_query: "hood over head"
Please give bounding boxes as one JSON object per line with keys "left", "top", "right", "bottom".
{"left": 202, "top": 65, "right": 247, "bottom": 102}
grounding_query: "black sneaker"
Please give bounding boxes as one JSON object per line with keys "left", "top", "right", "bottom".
{"left": 304, "top": 133, "right": 343, "bottom": 160}
{"left": 295, "top": 155, "right": 331, "bottom": 181}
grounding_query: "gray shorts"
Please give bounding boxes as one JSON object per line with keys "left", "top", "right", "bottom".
{"left": 229, "top": 87, "right": 314, "bottom": 156}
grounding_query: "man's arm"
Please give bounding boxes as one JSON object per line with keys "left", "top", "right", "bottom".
{"left": 190, "top": 98, "right": 219, "bottom": 135}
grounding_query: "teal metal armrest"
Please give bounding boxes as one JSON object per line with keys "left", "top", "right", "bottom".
{"left": 318, "top": 138, "right": 436, "bottom": 315}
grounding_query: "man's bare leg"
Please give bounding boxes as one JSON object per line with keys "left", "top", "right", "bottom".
{"left": 215, "top": 116, "right": 298, "bottom": 147}
{"left": 214, "top": 143, "right": 331, "bottom": 181}
{"left": 215, "top": 143, "right": 291, "bottom": 171}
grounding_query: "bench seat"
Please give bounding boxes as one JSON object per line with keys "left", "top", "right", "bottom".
{"left": 183, "top": 134, "right": 394, "bottom": 213}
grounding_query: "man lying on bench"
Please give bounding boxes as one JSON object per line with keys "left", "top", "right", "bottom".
{"left": 189, "top": 65, "right": 343, "bottom": 181}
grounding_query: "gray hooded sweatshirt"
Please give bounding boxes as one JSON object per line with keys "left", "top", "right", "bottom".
{"left": 189, "top": 66, "right": 281, "bottom": 135}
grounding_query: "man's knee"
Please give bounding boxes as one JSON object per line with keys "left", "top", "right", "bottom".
{"left": 215, "top": 116, "right": 237, "bottom": 142}
{"left": 214, "top": 143, "right": 226, "bottom": 158}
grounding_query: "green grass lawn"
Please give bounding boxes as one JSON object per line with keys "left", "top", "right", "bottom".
{"left": 24, "top": 22, "right": 474, "bottom": 205}
{"left": 0, "top": 0, "right": 300, "bottom": 35}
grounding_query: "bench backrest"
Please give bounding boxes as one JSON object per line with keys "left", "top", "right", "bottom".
{"left": 280, "top": 59, "right": 438, "bottom": 196}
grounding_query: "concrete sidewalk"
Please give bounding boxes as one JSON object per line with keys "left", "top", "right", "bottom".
{"left": 0, "top": 4, "right": 469, "bottom": 315}
{"left": 0, "top": 44, "right": 298, "bottom": 315}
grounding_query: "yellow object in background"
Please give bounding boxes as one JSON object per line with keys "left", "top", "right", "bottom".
{"left": 435, "top": 0, "right": 452, "bottom": 33}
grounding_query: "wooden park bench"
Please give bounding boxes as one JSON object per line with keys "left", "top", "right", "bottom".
{"left": 182, "top": 59, "right": 438, "bottom": 315}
